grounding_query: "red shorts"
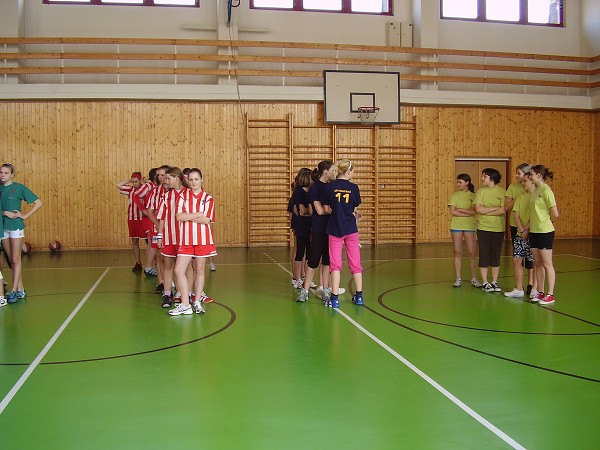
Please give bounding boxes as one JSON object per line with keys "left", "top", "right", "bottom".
{"left": 128, "top": 219, "right": 146, "bottom": 239}
{"left": 177, "top": 244, "right": 217, "bottom": 258}
{"left": 148, "top": 227, "right": 159, "bottom": 249}
{"left": 161, "top": 244, "right": 179, "bottom": 258}
{"left": 143, "top": 216, "right": 153, "bottom": 234}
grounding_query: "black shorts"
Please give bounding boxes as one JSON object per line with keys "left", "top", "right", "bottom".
{"left": 477, "top": 229, "right": 504, "bottom": 267}
{"left": 529, "top": 231, "right": 555, "bottom": 250}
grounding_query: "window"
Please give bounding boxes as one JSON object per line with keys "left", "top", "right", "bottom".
{"left": 250, "top": 0, "right": 392, "bottom": 15}
{"left": 42, "top": 0, "right": 198, "bottom": 6}
{"left": 441, "top": 0, "right": 563, "bottom": 26}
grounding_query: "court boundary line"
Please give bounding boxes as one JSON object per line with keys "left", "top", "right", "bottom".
{"left": 335, "top": 308, "right": 526, "bottom": 450}
{"left": 269, "top": 253, "right": 526, "bottom": 450}
{"left": 0, "top": 267, "right": 111, "bottom": 416}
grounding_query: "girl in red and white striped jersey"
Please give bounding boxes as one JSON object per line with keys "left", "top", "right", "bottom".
{"left": 168, "top": 168, "right": 217, "bottom": 316}
{"left": 117, "top": 171, "right": 151, "bottom": 271}
{"left": 156, "top": 167, "right": 188, "bottom": 309}
{"left": 139, "top": 166, "right": 169, "bottom": 292}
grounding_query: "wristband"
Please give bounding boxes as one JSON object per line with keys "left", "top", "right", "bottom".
{"left": 156, "top": 233, "right": 163, "bottom": 239}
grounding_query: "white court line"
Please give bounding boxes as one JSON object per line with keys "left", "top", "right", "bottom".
{"left": 270, "top": 254, "right": 526, "bottom": 450}
{"left": 0, "top": 267, "right": 111, "bottom": 416}
{"left": 335, "top": 308, "right": 526, "bottom": 450}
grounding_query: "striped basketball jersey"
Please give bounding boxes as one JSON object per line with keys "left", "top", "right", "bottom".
{"left": 120, "top": 183, "right": 150, "bottom": 220}
{"left": 176, "top": 189, "right": 216, "bottom": 246}
{"left": 156, "top": 187, "right": 188, "bottom": 245}
{"left": 150, "top": 184, "right": 168, "bottom": 211}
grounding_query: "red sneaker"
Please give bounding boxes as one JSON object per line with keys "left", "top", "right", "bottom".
{"left": 538, "top": 294, "right": 555, "bottom": 305}
{"left": 200, "top": 292, "right": 213, "bottom": 303}
{"left": 132, "top": 262, "right": 143, "bottom": 272}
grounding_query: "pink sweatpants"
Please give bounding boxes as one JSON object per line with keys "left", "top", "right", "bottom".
{"left": 328, "top": 233, "right": 363, "bottom": 274}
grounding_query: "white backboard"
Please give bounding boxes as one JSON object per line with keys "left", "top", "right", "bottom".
{"left": 324, "top": 70, "right": 400, "bottom": 124}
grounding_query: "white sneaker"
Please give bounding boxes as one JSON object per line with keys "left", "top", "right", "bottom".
{"left": 209, "top": 262, "right": 216, "bottom": 272}
{"left": 0, "top": 296, "right": 6, "bottom": 307}
{"left": 453, "top": 278, "right": 462, "bottom": 287}
{"left": 504, "top": 288, "right": 524, "bottom": 298}
{"left": 471, "top": 278, "right": 482, "bottom": 288}
{"left": 296, "top": 288, "right": 309, "bottom": 302}
{"left": 192, "top": 300, "right": 206, "bottom": 314}
{"left": 529, "top": 289, "right": 539, "bottom": 299}
{"left": 338, "top": 288, "right": 346, "bottom": 295}
{"left": 168, "top": 304, "right": 193, "bottom": 316}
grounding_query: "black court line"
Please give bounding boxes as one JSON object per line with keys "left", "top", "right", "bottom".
{"left": 348, "top": 261, "right": 600, "bottom": 383}
{"left": 377, "top": 283, "right": 600, "bottom": 335}
{"left": 365, "top": 302, "right": 599, "bottom": 383}
{"left": 0, "top": 302, "right": 236, "bottom": 367}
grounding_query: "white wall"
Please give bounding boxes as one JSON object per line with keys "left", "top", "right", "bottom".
{"left": 10, "top": 0, "right": 595, "bottom": 57}
{"left": 22, "top": 0, "right": 217, "bottom": 39}
{"left": 581, "top": 0, "right": 600, "bottom": 56}
{"left": 435, "top": 2, "right": 583, "bottom": 56}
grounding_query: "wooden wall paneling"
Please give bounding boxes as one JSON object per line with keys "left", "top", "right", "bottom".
{"left": 246, "top": 114, "right": 292, "bottom": 246}
{"left": 595, "top": 112, "right": 600, "bottom": 237}
{"left": 376, "top": 119, "right": 417, "bottom": 243}
{"left": 415, "top": 106, "right": 443, "bottom": 242}
{"left": 0, "top": 102, "right": 597, "bottom": 249}
{"left": 551, "top": 111, "right": 594, "bottom": 237}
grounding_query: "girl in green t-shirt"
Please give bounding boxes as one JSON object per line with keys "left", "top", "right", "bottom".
{"left": 529, "top": 165, "right": 559, "bottom": 306}
{"left": 448, "top": 173, "right": 480, "bottom": 288}
{"left": 474, "top": 168, "right": 506, "bottom": 293}
{"left": 0, "top": 163, "right": 43, "bottom": 303}
{"left": 504, "top": 163, "right": 534, "bottom": 298}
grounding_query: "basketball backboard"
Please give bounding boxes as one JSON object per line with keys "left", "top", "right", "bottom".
{"left": 323, "top": 70, "right": 400, "bottom": 124}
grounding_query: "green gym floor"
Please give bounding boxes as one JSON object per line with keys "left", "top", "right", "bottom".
{"left": 0, "top": 240, "right": 599, "bottom": 450}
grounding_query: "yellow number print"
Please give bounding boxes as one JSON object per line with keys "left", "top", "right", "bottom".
{"left": 335, "top": 192, "right": 350, "bottom": 203}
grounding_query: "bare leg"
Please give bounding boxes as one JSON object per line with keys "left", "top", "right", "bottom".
{"left": 538, "top": 249, "right": 555, "bottom": 294}
{"left": 8, "top": 237, "right": 24, "bottom": 291}
{"left": 491, "top": 266, "right": 500, "bottom": 284}
{"left": 531, "top": 248, "right": 545, "bottom": 293}
{"left": 330, "top": 270, "right": 341, "bottom": 296}
{"left": 162, "top": 257, "right": 175, "bottom": 295}
{"left": 193, "top": 258, "right": 207, "bottom": 298}
{"left": 131, "top": 238, "right": 142, "bottom": 265}
{"left": 451, "top": 231, "right": 464, "bottom": 280}
{"left": 512, "top": 257, "right": 524, "bottom": 291}
{"left": 464, "top": 232, "right": 479, "bottom": 280}
{"left": 174, "top": 255, "right": 192, "bottom": 307}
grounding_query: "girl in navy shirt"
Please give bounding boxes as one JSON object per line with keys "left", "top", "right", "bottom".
{"left": 323, "top": 160, "right": 363, "bottom": 308}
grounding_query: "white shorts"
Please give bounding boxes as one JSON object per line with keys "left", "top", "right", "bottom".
{"left": 3, "top": 229, "right": 25, "bottom": 239}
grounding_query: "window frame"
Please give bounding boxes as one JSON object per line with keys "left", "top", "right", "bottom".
{"left": 440, "top": 0, "right": 564, "bottom": 28}
{"left": 42, "top": 0, "right": 199, "bottom": 7}
{"left": 249, "top": 0, "right": 393, "bottom": 16}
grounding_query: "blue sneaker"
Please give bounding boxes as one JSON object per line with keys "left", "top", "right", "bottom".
{"left": 352, "top": 292, "right": 364, "bottom": 306}
{"left": 16, "top": 290, "right": 26, "bottom": 299}
{"left": 330, "top": 295, "right": 339, "bottom": 309}
{"left": 7, "top": 291, "right": 18, "bottom": 304}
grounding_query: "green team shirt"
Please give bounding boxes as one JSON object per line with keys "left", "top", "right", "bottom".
{"left": 505, "top": 182, "right": 527, "bottom": 228}
{"left": 530, "top": 184, "right": 556, "bottom": 233}
{"left": 448, "top": 190, "right": 476, "bottom": 231}
{"left": 474, "top": 185, "right": 506, "bottom": 232}
{"left": 0, "top": 182, "right": 39, "bottom": 231}
{"left": 512, "top": 191, "right": 533, "bottom": 235}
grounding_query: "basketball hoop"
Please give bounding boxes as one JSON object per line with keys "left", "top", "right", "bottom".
{"left": 357, "top": 106, "right": 380, "bottom": 125}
